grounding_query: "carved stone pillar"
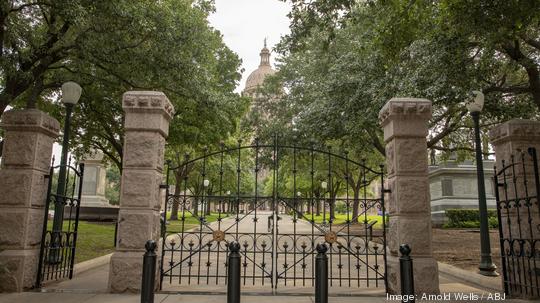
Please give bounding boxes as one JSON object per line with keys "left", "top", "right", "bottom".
{"left": 0, "top": 109, "right": 60, "bottom": 292}
{"left": 108, "top": 91, "right": 174, "bottom": 292}
{"left": 489, "top": 119, "right": 540, "bottom": 299}
{"left": 379, "top": 98, "right": 440, "bottom": 294}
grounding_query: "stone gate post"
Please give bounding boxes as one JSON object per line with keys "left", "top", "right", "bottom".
{"left": 108, "top": 91, "right": 174, "bottom": 292}
{"left": 489, "top": 119, "right": 540, "bottom": 182}
{"left": 0, "top": 109, "right": 60, "bottom": 292}
{"left": 379, "top": 98, "right": 440, "bottom": 294}
{"left": 489, "top": 119, "right": 540, "bottom": 299}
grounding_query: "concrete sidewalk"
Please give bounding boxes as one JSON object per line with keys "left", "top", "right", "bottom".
{"left": 0, "top": 290, "right": 530, "bottom": 303}
{"left": 1, "top": 292, "right": 368, "bottom": 303}
{"left": 0, "top": 262, "right": 529, "bottom": 303}
{"left": 0, "top": 254, "right": 528, "bottom": 303}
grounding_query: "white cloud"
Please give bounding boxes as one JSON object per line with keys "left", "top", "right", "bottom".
{"left": 208, "top": 0, "right": 291, "bottom": 92}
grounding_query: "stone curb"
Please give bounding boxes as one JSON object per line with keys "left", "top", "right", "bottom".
{"left": 72, "top": 253, "right": 113, "bottom": 276}
{"left": 437, "top": 261, "right": 503, "bottom": 292}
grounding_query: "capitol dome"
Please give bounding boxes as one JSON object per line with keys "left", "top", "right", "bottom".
{"left": 243, "top": 41, "right": 276, "bottom": 94}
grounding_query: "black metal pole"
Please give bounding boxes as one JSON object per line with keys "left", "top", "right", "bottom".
{"left": 49, "top": 102, "right": 74, "bottom": 263}
{"left": 315, "top": 243, "right": 328, "bottom": 303}
{"left": 399, "top": 244, "right": 415, "bottom": 303}
{"left": 114, "top": 220, "right": 119, "bottom": 247}
{"left": 471, "top": 112, "right": 498, "bottom": 276}
{"left": 227, "top": 241, "right": 241, "bottom": 303}
{"left": 141, "top": 240, "right": 157, "bottom": 303}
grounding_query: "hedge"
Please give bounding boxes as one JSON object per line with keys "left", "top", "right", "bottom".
{"left": 443, "top": 209, "right": 499, "bottom": 228}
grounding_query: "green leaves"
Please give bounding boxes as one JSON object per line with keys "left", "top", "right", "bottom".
{"left": 269, "top": 0, "right": 540, "bottom": 161}
{"left": 0, "top": 0, "right": 247, "bottom": 168}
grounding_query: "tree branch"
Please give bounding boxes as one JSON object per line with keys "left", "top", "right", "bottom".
{"left": 427, "top": 109, "right": 468, "bottom": 148}
{"left": 519, "top": 34, "right": 540, "bottom": 51}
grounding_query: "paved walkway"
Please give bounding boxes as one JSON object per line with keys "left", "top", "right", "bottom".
{"left": 161, "top": 213, "right": 386, "bottom": 292}
{"left": 0, "top": 260, "right": 530, "bottom": 302}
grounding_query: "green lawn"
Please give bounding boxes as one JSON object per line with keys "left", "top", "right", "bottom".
{"left": 48, "top": 212, "right": 380, "bottom": 264}
{"left": 73, "top": 221, "right": 116, "bottom": 263}
{"left": 47, "top": 221, "right": 117, "bottom": 264}
{"left": 307, "top": 213, "right": 387, "bottom": 228}
{"left": 165, "top": 212, "right": 224, "bottom": 233}
{"left": 45, "top": 213, "right": 223, "bottom": 264}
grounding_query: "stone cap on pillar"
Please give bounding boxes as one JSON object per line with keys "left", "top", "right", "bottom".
{"left": 0, "top": 109, "right": 60, "bottom": 137}
{"left": 489, "top": 119, "right": 540, "bottom": 145}
{"left": 379, "top": 98, "right": 432, "bottom": 125}
{"left": 122, "top": 91, "right": 175, "bottom": 137}
{"left": 379, "top": 98, "right": 432, "bottom": 142}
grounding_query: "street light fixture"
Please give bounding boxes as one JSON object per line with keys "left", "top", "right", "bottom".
{"left": 226, "top": 190, "right": 231, "bottom": 213}
{"left": 202, "top": 179, "right": 210, "bottom": 219}
{"left": 321, "top": 181, "right": 328, "bottom": 225}
{"left": 467, "top": 90, "right": 498, "bottom": 276}
{"left": 50, "top": 81, "right": 82, "bottom": 263}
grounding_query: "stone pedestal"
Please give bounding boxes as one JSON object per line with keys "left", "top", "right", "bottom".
{"left": 80, "top": 150, "right": 110, "bottom": 207}
{"left": 489, "top": 119, "right": 540, "bottom": 299}
{"left": 75, "top": 150, "right": 118, "bottom": 221}
{"left": 108, "top": 91, "right": 174, "bottom": 292}
{"left": 379, "top": 98, "right": 440, "bottom": 294}
{"left": 0, "top": 109, "right": 60, "bottom": 292}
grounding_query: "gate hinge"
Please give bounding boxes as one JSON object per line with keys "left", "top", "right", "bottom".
{"left": 159, "top": 184, "right": 169, "bottom": 189}
{"left": 383, "top": 189, "right": 392, "bottom": 193}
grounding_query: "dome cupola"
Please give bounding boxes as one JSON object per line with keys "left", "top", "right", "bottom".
{"left": 244, "top": 39, "right": 276, "bottom": 94}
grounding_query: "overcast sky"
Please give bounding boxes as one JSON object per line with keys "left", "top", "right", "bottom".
{"left": 208, "top": 0, "right": 291, "bottom": 92}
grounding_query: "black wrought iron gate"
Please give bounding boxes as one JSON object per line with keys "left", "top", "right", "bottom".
{"left": 494, "top": 147, "right": 540, "bottom": 298}
{"left": 160, "top": 139, "right": 387, "bottom": 292}
{"left": 35, "top": 161, "right": 84, "bottom": 287}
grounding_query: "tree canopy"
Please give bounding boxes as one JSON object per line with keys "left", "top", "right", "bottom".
{"left": 270, "top": 0, "right": 540, "bottom": 160}
{"left": 0, "top": 0, "right": 248, "bottom": 168}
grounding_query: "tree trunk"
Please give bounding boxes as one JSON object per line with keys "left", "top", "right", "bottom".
{"left": 205, "top": 197, "right": 211, "bottom": 216}
{"left": 170, "top": 175, "right": 181, "bottom": 220}
{"left": 329, "top": 199, "right": 335, "bottom": 221}
{"left": 193, "top": 198, "right": 199, "bottom": 217}
{"left": 329, "top": 182, "right": 341, "bottom": 221}
{"left": 0, "top": 102, "right": 8, "bottom": 118}
{"left": 352, "top": 191, "right": 360, "bottom": 224}
{"left": 316, "top": 197, "right": 321, "bottom": 216}
{"left": 296, "top": 200, "right": 303, "bottom": 217}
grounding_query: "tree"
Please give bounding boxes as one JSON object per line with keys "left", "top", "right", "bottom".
{"left": 1, "top": 0, "right": 248, "bottom": 169}
{"left": 1, "top": 1, "right": 190, "bottom": 114}
{"left": 275, "top": 0, "right": 540, "bottom": 159}
{"left": 105, "top": 165, "right": 120, "bottom": 205}
{"left": 168, "top": 139, "right": 256, "bottom": 220}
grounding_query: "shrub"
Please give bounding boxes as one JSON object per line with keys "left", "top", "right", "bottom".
{"left": 443, "top": 209, "right": 499, "bottom": 228}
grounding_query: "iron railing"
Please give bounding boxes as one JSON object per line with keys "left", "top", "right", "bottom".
{"left": 494, "top": 147, "right": 540, "bottom": 298}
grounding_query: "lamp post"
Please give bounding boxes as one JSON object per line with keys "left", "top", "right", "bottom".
{"left": 50, "top": 81, "right": 82, "bottom": 263}
{"left": 203, "top": 179, "right": 209, "bottom": 219}
{"left": 296, "top": 191, "right": 302, "bottom": 215}
{"left": 466, "top": 90, "right": 498, "bottom": 276}
{"left": 321, "top": 181, "right": 328, "bottom": 225}
{"left": 226, "top": 190, "right": 231, "bottom": 214}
